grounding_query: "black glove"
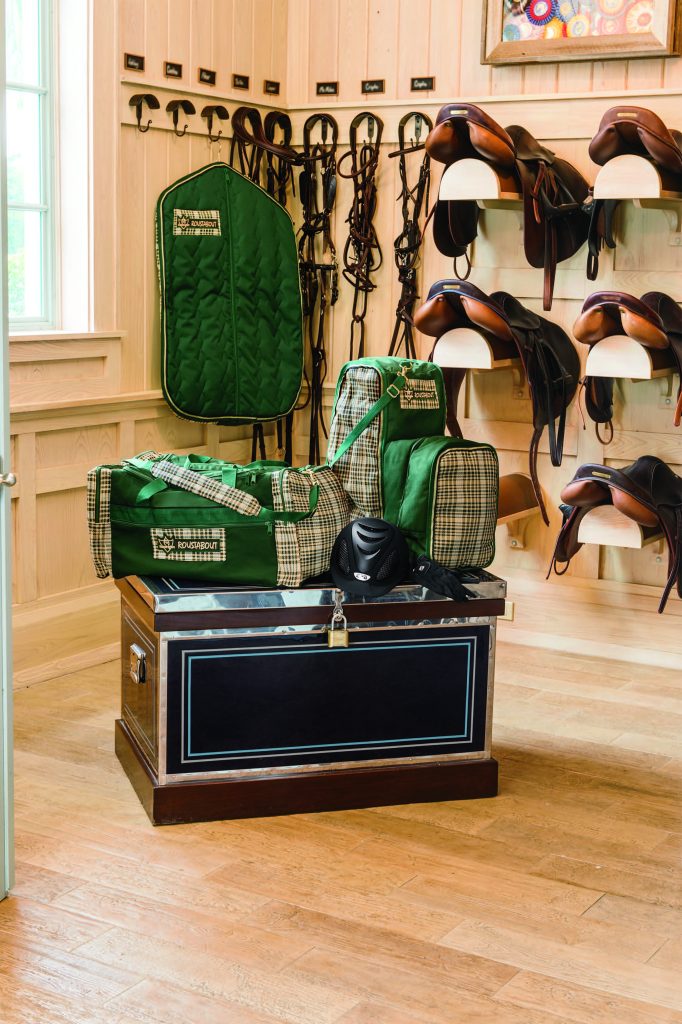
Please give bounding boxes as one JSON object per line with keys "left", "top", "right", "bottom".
{"left": 412, "top": 555, "right": 476, "bottom": 602}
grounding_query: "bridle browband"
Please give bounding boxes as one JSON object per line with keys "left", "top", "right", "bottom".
{"left": 388, "top": 111, "right": 432, "bottom": 359}
{"left": 337, "top": 112, "right": 384, "bottom": 359}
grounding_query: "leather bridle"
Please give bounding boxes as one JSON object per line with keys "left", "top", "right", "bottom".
{"left": 298, "top": 113, "right": 339, "bottom": 464}
{"left": 388, "top": 111, "right": 432, "bottom": 359}
{"left": 337, "top": 112, "right": 384, "bottom": 359}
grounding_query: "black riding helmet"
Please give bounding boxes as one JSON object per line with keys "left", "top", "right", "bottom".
{"left": 330, "top": 517, "right": 410, "bottom": 597}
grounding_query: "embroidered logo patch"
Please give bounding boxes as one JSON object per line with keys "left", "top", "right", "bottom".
{"left": 172, "top": 209, "right": 222, "bottom": 236}
{"left": 151, "top": 528, "right": 226, "bottom": 562}
{"left": 400, "top": 379, "right": 440, "bottom": 410}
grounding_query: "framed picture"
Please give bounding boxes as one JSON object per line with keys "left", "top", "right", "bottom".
{"left": 482, "top": 0, "right": 681, "bottom": 64}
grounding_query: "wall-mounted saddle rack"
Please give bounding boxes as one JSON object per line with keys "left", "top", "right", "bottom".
{"left": 497, "top": 473, "right": 541, "bottom": 550}
{"left": 438, "top": 158, "right": 522, "bottom": 208}
{"left": 593, "top": 154, "right": 682, "bottom": 206}
{"left": 432, "top": 327, "right": 520, "bottom": 371}
{"left": 577, "top": 504, "right": 663, "bottom": 550}
{"left": 584, "top": 334, "right": 676, "bottom": 380}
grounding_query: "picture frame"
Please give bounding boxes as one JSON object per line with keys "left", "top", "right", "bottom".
{"left": 481, "top": 0, "right": 681, "bottom": 65}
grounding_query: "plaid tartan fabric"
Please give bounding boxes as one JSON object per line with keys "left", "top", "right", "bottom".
{"left": 150, "top": 461, "right": 262, "bottom": 517}
{"left": 326, "top": 366, "right": 382, "bottom": 517}
{"left": 431, "top": 447, "right": 498, "bottom": 568}
{"left": 150, "top": 527, "right": 226, "bottom": 562}
{"left": 273, "top": 468, "right": 351, "bottom": 588}
{"left": 86, "top": 467, "right": 112, "bottom": 578}
{"left": 399, "top": 379, "right": 439, "bottom": 411}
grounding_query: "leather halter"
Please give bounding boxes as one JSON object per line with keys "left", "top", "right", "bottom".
{"left": 387, "top": 111, "right": 432, "bottom": 360}
{"left": 337, "top": 112, "right": 384, "bottom": 359}
{"left": 264, "top": 111, "right": 295, "bottom": 206}
{"left": 298, "top": 113, "right": 340, "bottom": 465}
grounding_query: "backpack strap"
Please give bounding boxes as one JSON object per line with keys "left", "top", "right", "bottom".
{"left": 326, "top": 367, "right": 409, "bottom": 468}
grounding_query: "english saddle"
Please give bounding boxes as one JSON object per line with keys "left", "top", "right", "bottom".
{"left": 550, "top": 456, "right": 682, "bottom": 613}
{"left": 574, "top": 290, "right": 682, "bottom": 436}
{"left": 587, "top": 106, "right": 682, "bottom": 278}
{"left": 425, "top": 103, "right": 591, "bottom": 310}
{"left": 414, "top": 279, "right": 580, "bottom": 524}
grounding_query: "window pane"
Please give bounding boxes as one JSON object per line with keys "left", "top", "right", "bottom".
{"left": 6, "top": 90, "right": 41, "bottom": 205}
{"left": 6, "top": 0, "right": 40, "bottom": 86}
{"left": 7, "top": 209, "right": 44, "bottom": 320}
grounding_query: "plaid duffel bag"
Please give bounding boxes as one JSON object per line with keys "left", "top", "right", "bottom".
{"left": 87, "top": 452, "right": 351, "bottom": 587}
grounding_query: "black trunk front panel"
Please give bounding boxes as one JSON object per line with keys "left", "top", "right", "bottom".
{"left": 165, "top": 625, "right": 490, "bottom": 774}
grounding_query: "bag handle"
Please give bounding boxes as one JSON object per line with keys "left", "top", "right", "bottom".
{"left": 327, "top": 366, "right": 410, "bottom": 468}
{"left": 148, "top": 461, "right": 319, "bottom": 524}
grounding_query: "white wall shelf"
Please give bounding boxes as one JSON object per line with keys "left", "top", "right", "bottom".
{"left": 584, "top": 334, "right": 676, "bottom": 381}
{"left": 577, "top": 504, "right": 662, "bottom": 549}
{"left": 432, "top": 327, "right": 520, "bottom": 371}
{"left": 497, "top": 473, "right": 540, "bottom": 549}
{"left": 593, "top": 154, "right": 682, "bottom": 206}
{"left": 438, "top": 158, "right": 522, "bottom": 208}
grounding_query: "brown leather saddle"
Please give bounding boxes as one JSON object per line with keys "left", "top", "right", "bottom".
{"left": 415, "top": 279, "right": 580, "bottom": 524}
{"left": 551, "top": 456, "right": 682, "bottom": 613}
{"left": 426, "top": 103, "right": 590, "bottom": 310}
{"left": 587, "top": 107, "right": 682, "bottom": 278}
{"left": 574, "top": 290, "right": 682, "bottom": 436}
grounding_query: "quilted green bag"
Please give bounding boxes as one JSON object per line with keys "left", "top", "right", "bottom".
{"left": 327, "top": 357, "right": 446, "bottom": 516}
{"left": 156, "top": 163, "right": 303, "bottom": 425}
{"left": 87, "top": 453, "right": 350, "bottom": 587}
{"left": 383, "top": 436, "right": 499, "bottom": 568}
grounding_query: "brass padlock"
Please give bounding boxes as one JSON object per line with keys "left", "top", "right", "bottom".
{"left": 327, "top": 613, "right": 350, "bottom": 648}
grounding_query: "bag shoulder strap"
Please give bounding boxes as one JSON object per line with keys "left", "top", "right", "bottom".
{"left": 327, "top": 368, "right": 408, "bottom": 468}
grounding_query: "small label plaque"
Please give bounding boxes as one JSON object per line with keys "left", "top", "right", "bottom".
{"left": 362, "top": 78, "right": 385, "bottom": 94}
{"left": 264, "top": 79, "right": 280, "bottom": 95}
{"left": 316, "top": 81, "right": 338, "bottom": 96}
{"left": 411, "top": 76, "right": 435, "bottom": 91}
{"left": 199, "top": 67, "right": 216, "bottom": 86}
{"left": 124, "top": 53, "right": 145, "bottom": 72}
{"left": 232, "top": 73, "right": 249, "bottom": 89}
{"left": 165, "top": 61, "right": 182, "bottom": 79}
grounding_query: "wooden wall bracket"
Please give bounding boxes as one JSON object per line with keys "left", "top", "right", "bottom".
{"left": 497, "top": 473, "right": 540, "bottom": 550}
{"left": 432, "top": 327, "right": 520, "bottom": 371}
{"left": 577, "top": 504, "right": 663, "bottom": 550}
{"left": 438, "top": 158, "right": 522, "bottom": 206}
{"left": 584, "top": 334, "right": 676, "bottom": 381}
{"left": 593, "top": 154, "right": 682, "bottom": 204}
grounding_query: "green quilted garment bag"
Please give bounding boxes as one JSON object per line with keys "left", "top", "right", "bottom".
{"left": 87, "top": 453, "right": 349, "bottom": 587}
{"left": 383, "top": 436, "right": 499, "bottom": 568}
{"left": 156, "top": 163, "right": 303, "bottom": 425}
{"left": 327, "top": 357, "right": 446, "bottom": 516}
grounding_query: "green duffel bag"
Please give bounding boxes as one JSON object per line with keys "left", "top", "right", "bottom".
{"left": 383, "top": 436, "right": 499, "bottom": 568}
{"left": 87, "top": 452, "right": 350, "bottom": 587}
{"left": 327, "top": 357, "right": 446, "bottom": 516}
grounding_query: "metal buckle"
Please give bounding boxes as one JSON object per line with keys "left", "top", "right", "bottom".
{"left": 387, "top": 383, "right": 401, "bottom": 398}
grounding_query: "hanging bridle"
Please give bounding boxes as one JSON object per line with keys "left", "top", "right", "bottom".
{"left": 387, "top": 111, "right": 432, "bottom": 359}
{"left": 337, "top": 112, "right": 384, "bottom": 360}
{"left": 298, "top": 113, "right": 339, "bottom": 465}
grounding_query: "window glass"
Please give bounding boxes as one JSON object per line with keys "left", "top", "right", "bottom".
{"left": 6, "top": 92, "right": 41, "bottom": 206}
{"left": 6, "top": 0, "right": 40, "bottom": 86}
{"left": 8, "top": 210, "right": 43, "bottom": 320}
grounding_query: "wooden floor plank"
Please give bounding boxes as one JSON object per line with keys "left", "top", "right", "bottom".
{"left": 1, "top": 642, "right": 679, "bottom": 1022}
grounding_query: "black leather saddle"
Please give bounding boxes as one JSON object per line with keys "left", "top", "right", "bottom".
{"left": 414, "top": 279, "right": 580, "bottom": 524}
{"left": 551, "top": 456, "right": 682, "bottom": 613}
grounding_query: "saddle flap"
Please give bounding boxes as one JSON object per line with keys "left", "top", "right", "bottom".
{"left": 575, "top": 291, "right": 669, "bottom": 349}
{"left": 589, "top": 106, "right": 682, "bottom": 176}
{"left": 427, "top": 103, "right": 516, "bottom": 170}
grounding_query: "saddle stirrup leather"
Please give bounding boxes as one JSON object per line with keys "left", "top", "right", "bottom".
{"left": 387, "top": 110, "right": 432, "bottom": 360}
{"left": 337, "top": 111, "right": 384, "bottom": 360}
{"left": 298, "top": 113, "right": 340, "bottom": 465}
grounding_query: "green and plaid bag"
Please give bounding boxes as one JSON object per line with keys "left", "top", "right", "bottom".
{"left": 326, "top": 357, "right": 446, "bottom": 517}
{"left": 87, "top": 452, "right": 350, "bottom": 587}
{"left": 383, "top": 436, "right": 499, "bottom": 568}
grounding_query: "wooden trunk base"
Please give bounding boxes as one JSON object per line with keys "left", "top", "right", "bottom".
{"left": 115, "top": 719, "right": 499, "bottom": 826}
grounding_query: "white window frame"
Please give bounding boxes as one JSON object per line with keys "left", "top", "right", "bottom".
{"left": 6, "top": 0, "right": 57, "bottom": 331}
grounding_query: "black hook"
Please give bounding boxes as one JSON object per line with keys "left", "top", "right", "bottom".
{"left": 166, "top": 99, "right": 196, "bottom": 137}
{"left": 129, "top": 93, "right": 160, "bottom": 133}
{"left": 201, "top": 104, "right": 229, "bottom": 143}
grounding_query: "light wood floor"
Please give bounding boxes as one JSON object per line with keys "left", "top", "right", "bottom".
{"left": 2, "top": 643, "right": 682, "bottom": 1024}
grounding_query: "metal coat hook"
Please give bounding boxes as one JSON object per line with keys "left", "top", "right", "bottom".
{"left": 129, "top": 93, "right": 160, "bottom": 133}
{"left": 201, "top": 104, "right": 229, "bottom": 143}
{"left": 166, "top": 99, "right": 196, "bottom": 137}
